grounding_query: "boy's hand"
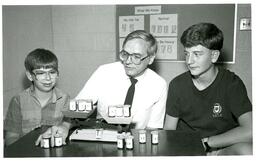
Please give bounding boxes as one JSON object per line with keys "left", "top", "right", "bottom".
{"left": 35, "top": 125, "right": 69, "bottom": 147}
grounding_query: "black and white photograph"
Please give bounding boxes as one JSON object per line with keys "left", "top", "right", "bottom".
{"left": 1, "top": 0, "right": 254, "bottom": 161}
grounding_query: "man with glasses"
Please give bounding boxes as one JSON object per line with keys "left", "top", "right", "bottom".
{"left": 4, "top": 48, "right": 70, "bottom": 146}
{"left": 75, "top": 30, "right": 167, "bottom": 129}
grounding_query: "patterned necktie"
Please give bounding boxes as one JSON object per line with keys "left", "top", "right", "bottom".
{"left": 124, "top": 77, "right": 138, "bottom": 107}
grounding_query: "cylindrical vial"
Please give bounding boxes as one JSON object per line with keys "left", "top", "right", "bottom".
{"left": 151, "top": 131, "right": 159, "bottom": 144}
{"left": 125, "top": 135, "right": 134, "bottom": 149}
{"left": 108, "top": 106, "right": 116, "bottom": 117}
{"left": 78, "top": 100, "right": 86, "bottom": 111}
{"left": 123, "top": 105, "right": 131, "bottom": 117}
{"left": 117, "top": 135, "right": 124, "bottom": 149}
{"left": 54, "top": 134, "right": 63, "bottom": 147}
{"left": 85, "top": 100, "right": 93, "bottom": 112}
{"left": 69, "top": 100, "right": 77, "bottom": 111}
{"left": 139, "top": 130, "right": 146, "bottom": 144}
{"left": 115, "top": 106, "right": 123, "bottom": 117}
{"left": 42, "top": 135, "right": 51, "bottom": 148}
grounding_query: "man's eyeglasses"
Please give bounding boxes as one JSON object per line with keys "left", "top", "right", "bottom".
{"left": 32, "top": 69, "right": 59, "bottom": 80}
{"left": 119, "top": 50, "right": 150, "bottom": 65}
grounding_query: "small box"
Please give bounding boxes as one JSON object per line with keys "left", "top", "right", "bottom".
{"left": 77, "top": 100, "right": 87, "bottom": 111}
{"left": 84, "top": 100, "right": 93, "bottom": 112}
{"left": 108, "top": 106, "right": 116, "bottom": 117}
{"left": 123, "top": 105, "right": 131, "bottom": 117}
{"left": 115, "top": 106, "right": 123, "bottom": 117}
{"left": 69, "top": 100, "right": 77, "bottom": 111}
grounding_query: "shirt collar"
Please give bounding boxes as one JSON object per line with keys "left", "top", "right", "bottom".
{"left": 28, "top": 85, "right": 63, "bottom": 104}
{"left": 119, "top": 61, "right": 148, "bottom": 82}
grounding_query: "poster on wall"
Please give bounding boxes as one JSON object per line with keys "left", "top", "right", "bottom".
{"left": 150, "top": 14, "right": 178, "bottom": 60}
{"left": 156, "top": 37, "right": 177, "bottom": 60}
{"left": 116, "top": 4, "right": 236, "bottom": 63}
{"left": 119, "top": 15, "right": 144, "bottom": 37}
{"left": 150, "top": 14, "right": 178, "bottom": 37}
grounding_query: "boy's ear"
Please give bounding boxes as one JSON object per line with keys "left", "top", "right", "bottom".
{"left": 211, "top": 50, "right": 220, "bottom": 63}
{"left": 25, "top": 71, "right": 33, "bottom": 81}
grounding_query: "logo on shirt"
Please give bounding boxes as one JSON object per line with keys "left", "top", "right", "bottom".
{"left": 212, "top": 103, "right": 223, "bottom": 118}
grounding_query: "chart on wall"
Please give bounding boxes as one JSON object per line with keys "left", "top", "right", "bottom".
{"left": 116, "top": 4, "right": 236, "bottom": 63}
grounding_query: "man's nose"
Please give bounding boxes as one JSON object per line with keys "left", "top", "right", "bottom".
{"left": 125, "top": 55, "right": 133, "bottom": 64}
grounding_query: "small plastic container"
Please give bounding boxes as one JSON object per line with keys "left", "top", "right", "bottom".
{"left": 54, "top": 134, "right": 63, "bottom": 147}
{"left": 42, "top": 134, "right": 51, "bottom": 148}
{"left": 108, "top": 106, "right": 116, "bottom": 117}
{"left": 69, "top": 100, "right": 77, "bottom": 111}
{"left": 139, "top": 130, "right": 146, "bottom": 144}
{"left": 117, "top": 135, "right": 125, "bottom": 149}
{"left": 125, "top": 135, "right": 134, "bottom": 149}
{"left": 151, "top": 130, "right": 159, "bottom": 144}
{"left": 123, "top": 105, "right": 131, "bottom": 117}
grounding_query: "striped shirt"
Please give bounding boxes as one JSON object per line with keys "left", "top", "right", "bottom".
{"left": 4, "top": 85, "right": 69, "bottom": 138}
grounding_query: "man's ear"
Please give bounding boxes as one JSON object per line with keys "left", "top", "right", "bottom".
{"left": 211, "top": 50, "right": 220, "bottom": 63}
{"left": 25, "top": 71, "right": 33, "bottom": 81}
{"left": 148, "top": 55, "right": 156, "bottom": 65}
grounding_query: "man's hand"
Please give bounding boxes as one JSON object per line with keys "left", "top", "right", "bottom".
{"left": 35, "top": 125, "right": 69, "bottom": 147}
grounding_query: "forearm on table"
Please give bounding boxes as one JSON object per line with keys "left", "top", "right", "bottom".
{"left": 208, "top": 126, "right": 252, "bottom": 148}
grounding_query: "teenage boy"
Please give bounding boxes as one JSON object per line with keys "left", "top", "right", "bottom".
{"left": 164, "top": 23, "right": 252, "bottom": 155}
{"left": 4, "top": 48, "right": 70, "bottom": 146}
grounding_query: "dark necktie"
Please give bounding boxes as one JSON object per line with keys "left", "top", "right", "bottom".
{"left": 119, "top": 77, "right": 137, "bottom": 133}
{"left": 124, "top": 77, "right": 138, "bottom": 107}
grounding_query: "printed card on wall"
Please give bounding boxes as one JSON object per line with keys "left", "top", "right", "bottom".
{"left": 119, "top": 15, "right": 144, "bottom": 37}
{"left": 156, "top": 37, "right": 177, "bottom": 60}
{"left": 150, "top": 14, "right": 178, "bottom": 37}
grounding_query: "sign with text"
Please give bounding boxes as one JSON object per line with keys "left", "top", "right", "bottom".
{"left": 150, "top": 14, "right": 178, "bottom": 37}
{"left": 156, "top": 37, "right": 177, "bottom": 60}
{"left": 119, "top": 15, "right": 144, "bottom": 37}
{"left": 135, "top": 6, "right": 161, "bottom": 15}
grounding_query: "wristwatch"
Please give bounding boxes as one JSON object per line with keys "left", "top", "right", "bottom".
{"left": 203, "top": 137, "right": 211, "bottom": 152}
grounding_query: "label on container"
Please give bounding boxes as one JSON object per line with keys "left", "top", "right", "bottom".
{"left": 125, "top": 136, "right": 134, "bottom": 149}
{"left": 69, "top": 100, "right": 77, "bottom": 111}
{"left": 54, "top": 134, "right": 62, "bottom": 147}
{"left": 117, "top": 135, "right": 124, "bottom": 149}
{"left": 43, "top": 137, "right": 50, "bottom": 148}
{"left": 139, "top": 130, "right": 146, "bottom": 143}
{"left": 151, "top": 131, "right": 159, "bottom": 144}
{"left": 123, "top": 105, "right": 131, "bottom": 117}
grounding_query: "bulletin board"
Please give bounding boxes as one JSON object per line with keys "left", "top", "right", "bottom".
{"left": 116, "top": 4, "right": 236, "bottom": 63}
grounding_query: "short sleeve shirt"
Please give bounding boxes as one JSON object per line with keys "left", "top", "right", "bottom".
{"left": 166, "top": 68, "right": 252, "bottom": 138}
{"left": 4, "top": 86, "right": 70, "bottom": 137}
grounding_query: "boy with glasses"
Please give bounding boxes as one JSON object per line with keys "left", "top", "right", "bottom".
{"left": 75, "top": 30, "right": 167, "bottom": 130}
{"left": 4, "top": 48, "right": 70, "bottom": 146}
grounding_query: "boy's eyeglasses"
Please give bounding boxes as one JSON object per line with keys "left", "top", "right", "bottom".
{"left": 32, "top": 70, "right": 59, "bottom": 80}
{"left": 119, "top": 50, "right": 150, "bottom": 65}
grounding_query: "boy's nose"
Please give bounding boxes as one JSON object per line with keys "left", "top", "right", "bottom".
{"left": 186, "top": 54, "right": 195, "bottom": 64}
{"left": 44, "top": 72, "right": 51, "bottom": 80}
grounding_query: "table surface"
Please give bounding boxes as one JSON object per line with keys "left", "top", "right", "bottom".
{"left": 4, "top": 128, "right": 206, "bottom": 157}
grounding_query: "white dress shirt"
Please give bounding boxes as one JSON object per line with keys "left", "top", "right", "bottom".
{"left": 76, "top": 62, "right": 167, "bottom": 129}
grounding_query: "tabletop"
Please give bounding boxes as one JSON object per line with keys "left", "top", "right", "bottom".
{"left": 4, "top": 128, "right": 206, "bottom": 157}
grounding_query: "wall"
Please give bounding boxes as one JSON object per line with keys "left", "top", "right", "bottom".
{"left": 2, "top": 4, "right": 252, "bottom": 119}
{"left": 2, "top": 6, "right": 54, "bottom": 117}
{"left": 51, "top": 5, "right": 116, "bottom": 98}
